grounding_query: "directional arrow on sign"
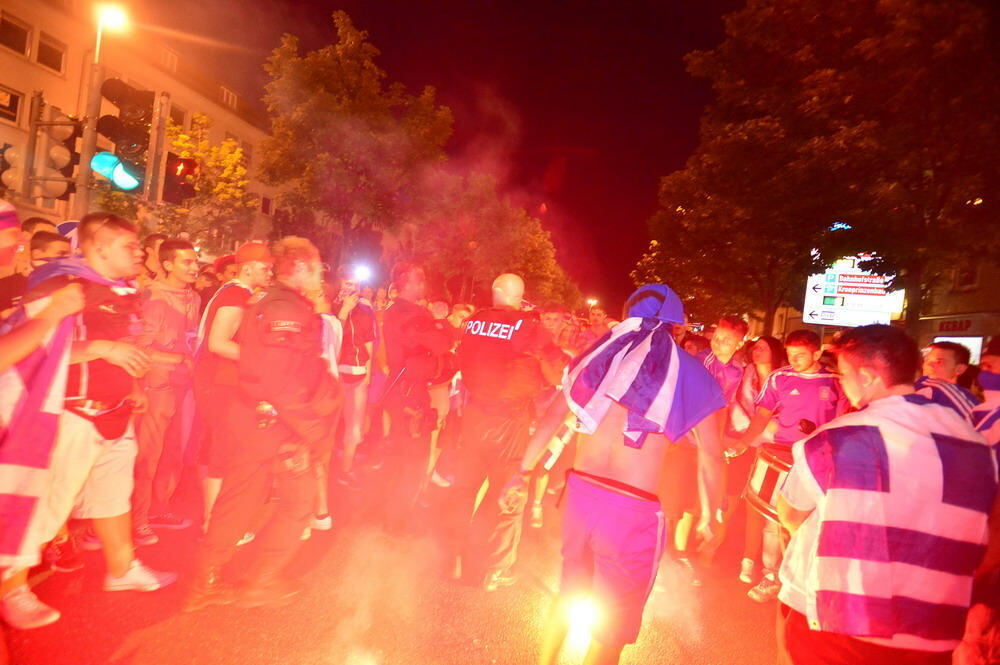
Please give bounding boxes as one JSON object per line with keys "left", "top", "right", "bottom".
{"left": 808, "top": 311, "right": 818, "bottom": 319}
{"left": 811, "top": 284, "right": 822, "bottom": 293}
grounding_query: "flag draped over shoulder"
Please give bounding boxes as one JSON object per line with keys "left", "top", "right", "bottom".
{"left": 0, "top": 258, "right": 124, "bottom": 569}
{"left": 563, "top": 316, "right": 725, "bottom": 447}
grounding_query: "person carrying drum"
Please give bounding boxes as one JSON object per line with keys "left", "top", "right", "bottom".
{"left": 731, "top": 329, "right": 847, "bottom": 603}
{"left": 776, "top": 324, "right": 998, "bottom": 665}
{"left": 500, "top": 283, "right": 728, "bottom": 665}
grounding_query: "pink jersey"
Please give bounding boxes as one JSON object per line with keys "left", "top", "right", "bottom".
{"left": 755, "top": 366, "right": 847, "bottom": 445}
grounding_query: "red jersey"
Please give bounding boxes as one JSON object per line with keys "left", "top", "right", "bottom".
{"left": 194, "top": 281, "right": 252, "bottom": 387}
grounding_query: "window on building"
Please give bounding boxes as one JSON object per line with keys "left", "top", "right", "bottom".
{"left": 37, "top": 32, "right": 65, "bottom": 73}
{"left": 0, "top": 86, "right": 23, "bottom": 123}
{"left": 0, "top": 12, "right": 30, "bottom": 55}
{"left": 160, "top": 48, "right": 178, "bottom": 73}
{"left": 241, "top": 140, "right": 253, "bottom": 167}
{"left": 953, "top": 263, "right": 980, "bottom": 291}
{"left": 220, "top": 87, "right": 238, "bottom": 109}
{"left": 261, "top": 196, "right": 272, "bottom": 216}
{"left": 169, "top": 105, "right": 186, "bottom": 129}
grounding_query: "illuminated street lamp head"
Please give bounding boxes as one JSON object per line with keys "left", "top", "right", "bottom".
{"left": 586, "top": 298, "right": 599, "bottom": 308}
{"left": 97, "top": 4, "right": 130, "bottom": 32}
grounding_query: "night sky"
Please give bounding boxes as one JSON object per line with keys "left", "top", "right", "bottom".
{"left": 138, "top": 0, "right": 742, "bottom": 309}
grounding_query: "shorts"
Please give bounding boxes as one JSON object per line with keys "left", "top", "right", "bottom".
{"left": 777, "top": 604, "right": 952, "bottom": 665}
{"left": 560, "top": 472, "right": 667, "bottom": 646}
{"left": 47, "top": 409, "right": 137, "bottom": 526}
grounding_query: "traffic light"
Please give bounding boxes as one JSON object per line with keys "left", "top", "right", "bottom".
{"left": 162, "top": 152, "right": 199, "bottom": 204}
{"left": 90, "top": 151, "right": 142, "bottom": 191}
{"left": 96, "top": 78, "right": 154, "bottom": 191}
{"left": 0, "top": 143, "right": 22, "bottom": 194}
{"left": 37, "top": 108, "right": 81, "bottom": 201}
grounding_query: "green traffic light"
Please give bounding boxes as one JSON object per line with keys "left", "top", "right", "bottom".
{"left": 91, "top": 151, "right": 141, "bottom": 191}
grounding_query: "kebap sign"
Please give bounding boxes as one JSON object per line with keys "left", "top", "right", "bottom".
{"left": 803, "top": 256, "right": 904, "bottom": 327}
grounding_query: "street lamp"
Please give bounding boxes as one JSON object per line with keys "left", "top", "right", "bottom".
{"left": 94, "top": 5, "right": 130, "bottom": 63}
{"left": 74, "top": 4, "right": 131, "bottom": 217}
{"left": 586, "top": 298, "right": 599, "bottom": 308}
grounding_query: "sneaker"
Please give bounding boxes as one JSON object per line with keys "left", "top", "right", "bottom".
{"left": 236, "top": 532, "right": 256, "bottom": 547}
{"left": 78, "top": 528, "right": 102, "bottom": 551}
{"left": 530, "top": 502, "right": 544, "bottom": 529}
{"left": 676, "top": 557, "right": 703, "bottom": 587}
{"left": 133, "top": 524, "right": 159, "bottom": 547}
{"left": 739, "top": 557, "right": 755, "bottom": 584}
{"left": 311, "top": 514, "right": 333, "bottom": 531}
{"left": 0, "top": 587, "right": 61, "bottom": 630}
{"left": 148, "top": 513, "right": 192, "bottom": 530}
{"left": 45, "top": 538, "right": 84, "bottom": 573}
{"left": 483, "top": 569, "right": 516, "bottom": 592}
{"left": 104, "top": 559, "right": 178, "bottom": 592}
{"left": 747, "top": 573, "right": 781, "bottom": 603}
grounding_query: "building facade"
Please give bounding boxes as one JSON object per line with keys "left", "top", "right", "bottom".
{"left": 0, "top": 0, "right": 276, "bottom": 238}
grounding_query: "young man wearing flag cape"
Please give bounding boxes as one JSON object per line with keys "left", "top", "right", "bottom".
{"left": 502, "top": 283, "right": 728, "bottom": 665}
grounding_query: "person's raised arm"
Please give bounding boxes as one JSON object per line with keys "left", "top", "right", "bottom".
{"left": 0, "top": 284, "right": 84, "bottom": 372}
{"left": 207, "top": 305, "right": 243, "bottom": 361}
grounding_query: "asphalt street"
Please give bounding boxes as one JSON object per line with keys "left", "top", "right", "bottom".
{"left": 6, "top": 477, "right": 777, "bottom": 665}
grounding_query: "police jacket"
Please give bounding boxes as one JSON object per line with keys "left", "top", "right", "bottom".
{"left": 457, "top": 307, "right": 565, "bottom": 405}
{"left": 236, "top": 282, "right": 341, "bottom": 456}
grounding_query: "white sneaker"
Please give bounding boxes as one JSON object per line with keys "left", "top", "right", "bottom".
{"left": 747, "top": 573, "right": 781, "bottom": 603}
{"left": 236, "top": 532, "right": 255, "bottom": 547}
{"left": 0, "top": 586, "right": 61, "bottom": 629}
{"left": 739, "top": 557, "right": 755, "bottom": 584}
{"left": 104, "top": 559, "right": 178, "bottom": 592}
{"left": 311, "top": 515, "right": 333, "bottom": 531}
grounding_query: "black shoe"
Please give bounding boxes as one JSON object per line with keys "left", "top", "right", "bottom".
{"left": 184, "top": 568, "right": 235, "bottom": 612}
{"left": 483, "top": 569, "right": 516, "bottom": 592}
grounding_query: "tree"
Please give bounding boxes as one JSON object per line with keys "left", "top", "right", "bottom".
{"left": 152, "top": 113, "right": 258, "bottom": 250}
{"left": 640, "top": 0, "right": 999, "bottom": 334}
{"left": 407, "top": 172, "right": 580, "bottom": 307}
{"left": 92, "top": 114, "right": 257, "bottom": 250}
{"left": 258, "top": 11, "right": 453, "bottom": 259}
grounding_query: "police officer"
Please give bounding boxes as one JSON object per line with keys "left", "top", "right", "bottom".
{"left": 186, "top": 237, "right": 340, "bottom": 611}
{"left": 444, "top": 273, "right": 565, "bottom": 590}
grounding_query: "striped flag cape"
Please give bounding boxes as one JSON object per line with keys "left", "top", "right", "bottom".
{"left": 914, "top": 376, "right": 979, "bottom": 421}
{"left": 564, "top": 316, "right": 725, "bottom": 447}
{"left": 0, "top": 258, "right": 124, "bottom": 569}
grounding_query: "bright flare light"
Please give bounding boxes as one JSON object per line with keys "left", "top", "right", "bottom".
{"left": 586, "top": 298, "right": 599, "bottom": 308}
{"left": 354, "top": 264, "right": 373, "bottom": 283}
{"left": 564, "top": 596, "right": 601, "bottom": 653}
{"left": 97, "top": 5, "right": 130, "bottom": 32}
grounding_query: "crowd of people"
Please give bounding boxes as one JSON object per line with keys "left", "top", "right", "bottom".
{"left": 0, "top": 201, "right": 997, "bottom": 665}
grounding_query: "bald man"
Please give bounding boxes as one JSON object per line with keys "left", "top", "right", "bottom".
{"left": 439, "top": 273, "right": 566, "bottom": 590}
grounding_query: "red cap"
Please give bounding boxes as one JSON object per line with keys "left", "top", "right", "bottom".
{"left": 213, "top": 254, "right": 236, "bottom": 274}
{"left": 235, "top": 241, "right": 273, "bottom": 265}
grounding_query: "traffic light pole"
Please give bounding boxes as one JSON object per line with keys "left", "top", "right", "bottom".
{"left": 145, "top": 92, "right": 170, "bottom": 203}
{"left": 73, "top": 62, "right": 105, "bottom": 220}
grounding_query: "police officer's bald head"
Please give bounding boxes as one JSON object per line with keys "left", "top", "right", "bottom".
{"left": 492, "top": 273, "right": 524, "bottom": 309}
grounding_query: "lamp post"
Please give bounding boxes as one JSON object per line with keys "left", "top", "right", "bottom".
{"left": 73, "top": 5, "right": 130, "bottom": 219}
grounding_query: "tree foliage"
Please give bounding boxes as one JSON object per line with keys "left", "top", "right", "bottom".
{"left": 399, "top": 172, "right": 580, "bottom": 307}
{"left": 258, "top": 11, "right": 453, "bottom": 256}
{"left": 637, "top": 0, "right": 999, "bottom": 333}
{"left": 152, "top": 113, "right": 258, "bottom": 249}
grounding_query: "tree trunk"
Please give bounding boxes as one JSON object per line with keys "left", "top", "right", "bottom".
{"left": 903, "top": 261, "right": 924, "bottom": 338}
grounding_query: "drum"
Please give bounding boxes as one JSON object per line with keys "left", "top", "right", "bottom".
{"left": 743, "top": 447, "right": 793, "bottom": 523}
